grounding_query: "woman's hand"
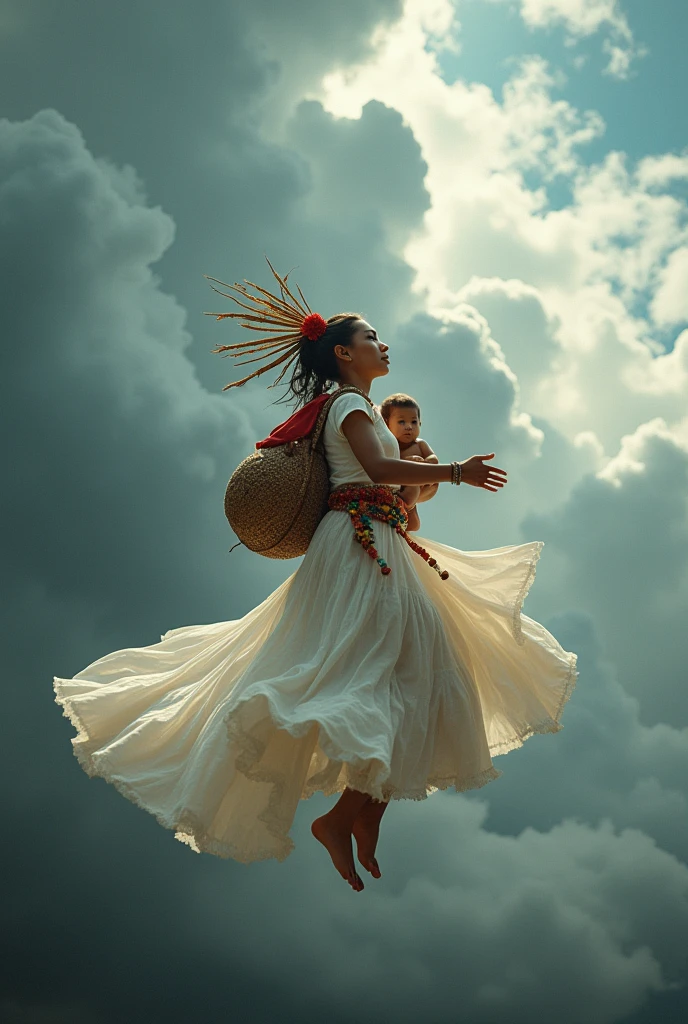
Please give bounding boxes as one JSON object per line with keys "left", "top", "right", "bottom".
{"left": 460, "top": 454, "right": 507, "bottom": 492}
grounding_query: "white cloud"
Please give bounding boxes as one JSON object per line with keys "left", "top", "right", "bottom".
{"left": 651, "top": 247, "right": 688, "bottom": 327}
{"left": 310, "top": 1, "right": 688, "bottom": 460}
{"left": 457, "top": 277, "right": 563, "bottom": 385}
{"left": 637, "top": 152, "right": 688, "bottom": 189}
{"left": 520, "top": 0, "right": 629, "bottom": 37}
{"left": 503, "top": 0, "right": 647, "bottom": 78}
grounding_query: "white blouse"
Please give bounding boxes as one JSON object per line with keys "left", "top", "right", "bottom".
{"left": 322, "top": 391, "right": 401, "bottom": 492}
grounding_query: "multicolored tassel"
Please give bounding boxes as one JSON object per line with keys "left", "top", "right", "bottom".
{"left": 327, "top": 485, "right": 449, "bottom": 580}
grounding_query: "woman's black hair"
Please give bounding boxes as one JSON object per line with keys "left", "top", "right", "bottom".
{"left": 275, "top": 313, "right": 364, "bottom": 409}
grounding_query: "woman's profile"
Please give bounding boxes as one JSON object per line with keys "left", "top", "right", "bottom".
{"left": 53, "top": 257, "right": 578, "bottom": 893}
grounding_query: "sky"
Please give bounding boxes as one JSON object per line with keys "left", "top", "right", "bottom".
{"left": 2, "top": 1, "right": 688, "bottom": 1021}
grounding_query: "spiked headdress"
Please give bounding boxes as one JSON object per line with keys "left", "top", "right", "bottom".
{"left": 204, "top": 255, "right": 329, "bottom": 391}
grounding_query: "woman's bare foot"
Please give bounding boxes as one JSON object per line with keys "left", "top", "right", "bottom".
{"left": 352, "top": 797, "right": 388, "bottom": 878}
{"left": 311, "top": 814, "right": 364, "bottom": 891}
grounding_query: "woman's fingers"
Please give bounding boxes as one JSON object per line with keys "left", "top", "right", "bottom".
{"left": 462, "top": 454, "right": 508, "bottom": 489}
{"left": 483, "top": 471, "right": 506, "bottom": 490}
{"left": 481, "top": 455, "right": 507, "bottom": 480}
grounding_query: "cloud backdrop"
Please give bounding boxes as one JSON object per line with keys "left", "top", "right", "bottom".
{"left": 2, "top": 2, "right": 688, "bottom": 1022}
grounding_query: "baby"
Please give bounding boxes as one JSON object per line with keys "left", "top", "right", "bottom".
{"left": 378, "top": 393, "right": 439, "bottom": 532}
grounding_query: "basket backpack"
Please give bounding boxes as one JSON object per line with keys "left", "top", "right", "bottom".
{"left": 224, "top": 385, "right": 373, "bottom": 559}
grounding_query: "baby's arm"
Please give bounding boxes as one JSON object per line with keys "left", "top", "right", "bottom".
{"left": 418, "top": 439, "right": 438, "bottom": 462}
{"left": 397, "top": 471, "right": 421, "bottom": 531}
{"left": 416, "top": 439, "right": 439, "bottom": 502}
{"left": 398, "top": 483, "right": 421, "bottom": 508}
{"left": 406, "top": 505, "right": 421, "bottom": 532}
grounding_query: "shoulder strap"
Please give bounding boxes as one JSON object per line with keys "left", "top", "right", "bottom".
{"left": 311, "top": 385, "right": 374, "bottom": 449}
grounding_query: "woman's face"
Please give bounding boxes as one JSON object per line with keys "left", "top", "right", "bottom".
{"left": 344, "top": 319, "right": 390, "bottom": 379}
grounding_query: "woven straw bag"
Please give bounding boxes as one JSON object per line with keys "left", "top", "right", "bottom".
{"left": 224, "top": 385, "right": 373, "bottom": 559}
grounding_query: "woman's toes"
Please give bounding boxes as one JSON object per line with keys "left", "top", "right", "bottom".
{"left": 358, "top": 853, "right": 382, "bottom": 878}
{"left": 352, "top": 822, "right": 382, "bottom": 877}
{"left": 349, "top": 870, "right": 364, "bottom": 891}
{"left": 361, "top": 855, "right": 381, "bottom": 878}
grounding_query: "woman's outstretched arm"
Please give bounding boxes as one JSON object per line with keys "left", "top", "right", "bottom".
{"left": 340, "top": 410, "right": 507, "bottom": 493}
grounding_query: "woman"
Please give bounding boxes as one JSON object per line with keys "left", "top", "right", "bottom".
{"left": 53, "top": 261, "right": 578, "bottom": 894}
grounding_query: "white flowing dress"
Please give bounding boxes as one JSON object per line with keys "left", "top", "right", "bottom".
{"left": 53, "top": 392, "right": 578, "bottom": 864}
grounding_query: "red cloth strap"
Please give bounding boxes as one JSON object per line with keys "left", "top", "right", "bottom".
{"left": 255, "top": 392, "right": 331, "bottom": 449}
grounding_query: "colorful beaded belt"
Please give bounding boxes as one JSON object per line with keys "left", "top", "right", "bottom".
{"left": 327, "top": 484, "right": 449, "bottom": 580}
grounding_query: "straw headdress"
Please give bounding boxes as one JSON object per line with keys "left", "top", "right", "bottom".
{"left": 204, "top": 255, "right": 329, "bottom": 391}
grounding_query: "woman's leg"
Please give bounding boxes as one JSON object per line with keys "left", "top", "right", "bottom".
{"left": 352, "top": 796, "right": 389, "bottom": 878}
{"left": 311, "top": 787, "right": 371, "bottom": 891}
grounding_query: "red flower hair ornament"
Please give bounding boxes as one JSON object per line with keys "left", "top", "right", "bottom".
{"left": 300, "top": 312, "right": 328, "bottom": 341}
{"left": 203, "top": 255, "right": 331, "bottom": 391}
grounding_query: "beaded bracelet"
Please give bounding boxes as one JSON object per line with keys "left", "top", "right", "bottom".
{"left": 451, "top": 461, "right": 462, "bottom": 485}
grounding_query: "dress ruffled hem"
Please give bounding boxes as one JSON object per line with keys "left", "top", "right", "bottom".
{"left": 54, "top": 639, "right": 575, "bottom": 864}
{"left": 487, "top": 648, "right": 578, "bottom": 756}
{"left": 499, "top": 542, "right": 578, "bottom": 753}
{"left": 54, "top": 681, "right": 504, "bottom": 863}
{"left": 511, "top": 542, "right": 542, "bottom": 647}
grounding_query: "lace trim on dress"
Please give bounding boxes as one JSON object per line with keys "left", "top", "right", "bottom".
{"left": 52, "top": 682, "right": 294, "bottom": 865}
{"left": 488, "top": 647, "right": 578, "bottom": 756}
{"left": 511, "top": 542, "right": 544, "bottom": 647}
{"left": 53, "top": 680, "right": 504, "bottom": 866}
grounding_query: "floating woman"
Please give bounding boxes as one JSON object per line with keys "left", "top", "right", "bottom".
{"left": 53, "top": 256, "right": 578, "bottom": 893}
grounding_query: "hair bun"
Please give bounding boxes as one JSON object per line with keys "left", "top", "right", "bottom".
{"left": 301, "top": 313, "right": 328, "bottom": 341}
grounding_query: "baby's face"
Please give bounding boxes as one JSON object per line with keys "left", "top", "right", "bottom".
{"left": 387, "top": 406, "right": 420, "bottom": 445}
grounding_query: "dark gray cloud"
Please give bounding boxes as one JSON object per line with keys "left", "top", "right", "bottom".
{"left": 289, "top": 97, "right": 431, "bottom": 246}
{"left": 521, "top": 419, "right": 688, "bottom": 726}
{"left": 481, "top": 608, "right": 688, "bottom": 860}
{"left": 0, "top": 0, "right": 406, "bottom": 413}
{"left": 0, "top": 107, "right": 281, "bottom": 635}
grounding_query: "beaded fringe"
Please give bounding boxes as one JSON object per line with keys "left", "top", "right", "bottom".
{"left": 328, "top": 484, "right": 450, "bottom": 580}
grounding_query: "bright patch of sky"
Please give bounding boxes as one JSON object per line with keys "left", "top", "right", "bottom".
{"left": 441, "top": 0, "right": 688, "bottom": 341}
{"left": 316, "top": 0, "right": 688, "bottom": 372}
{"left": 437, "top": 0, "right": 687, "bottom": 167}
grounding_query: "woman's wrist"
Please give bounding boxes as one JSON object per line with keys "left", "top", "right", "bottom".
{"left": 380, "top": 458, "right": 464, "bottom": 487}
